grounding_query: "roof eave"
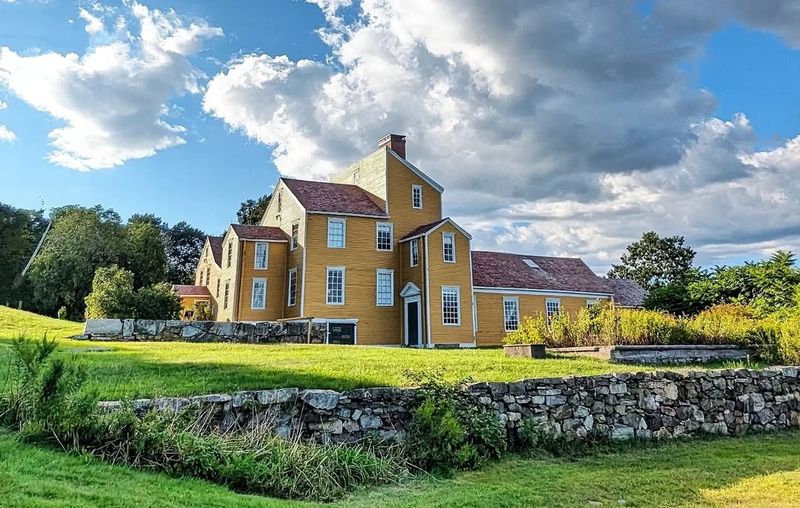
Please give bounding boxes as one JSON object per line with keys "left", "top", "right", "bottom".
{"left": 387, "top": 149, "right": 445, "bottom": 193}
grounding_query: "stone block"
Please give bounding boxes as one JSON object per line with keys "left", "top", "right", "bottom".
{"left": 301, "top": 390, "right": 340, "bottom": 410}
{"left": 84, "top": 319, "right": 123, "bottom": 336}
{"left": 256, "top": 388, "right": 298, "bottom": 405}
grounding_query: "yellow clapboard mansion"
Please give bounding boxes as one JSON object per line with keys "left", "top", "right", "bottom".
{"left": 174, "top": 134, "right": 642, "bottom": 347}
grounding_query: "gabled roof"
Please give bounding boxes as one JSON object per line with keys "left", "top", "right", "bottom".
{"left": 281, "top": 177, "right": 387, "bottom": 217}
{"left": 399, "top": 217, "right": 472, "bottom": 242}
{"left": 471, "top": 251, "right": 614, "bottom": 295}
{"left": 172, "top": 285, "right": 211, "bottom": 297}
{"left": 603, "top": 278, "right": 647, "bottom": 307}
{"left": 207, "top": 236, "right": 223, "bottom": 266}
{"left": 230, "top": 224, "right": 289, "bottom": 242}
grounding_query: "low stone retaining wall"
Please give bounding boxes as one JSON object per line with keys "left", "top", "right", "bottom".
{"left": 553, "top": 345, "right": 753, "bottom": 365}
{"left": 81, "top": 319, "right": 327, "bottom": 344}
{"left": 100, "top": 366, "right": 800, "bottom": 444}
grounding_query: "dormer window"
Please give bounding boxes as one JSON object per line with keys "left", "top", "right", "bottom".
{"left": 412, "top": 184, "right": 423, "bottom": 209}
{"left": 523, "top": 258, "right": 540, "bottom": 269}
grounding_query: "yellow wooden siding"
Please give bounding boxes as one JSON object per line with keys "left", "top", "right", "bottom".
{"left": 235, "top": 241, "right": 288, "bottom": 321}
{"left": 178, "top": 296, "right": 211, "bottom": 320}
{"left": 193, "top": 241, "right": 221, "bottom": 317}
{"left": 216, "top": 229, "right": 241, "bottom": 322}
{"left": 426, "top": 225, "right": 474, "bottom": 344}
{"left": 400, "top": 239, "right": 427, "bottom": 344}
{"left": 385, "top": 154, "right": 442, "bottom": 238}
{"left": 474, "top": 293, "right": 612, "bottom": 346}
{"left": 303, "top": 214, "right": 401, "bottom": 345}
{"left": 331, "top": 148, "right": 388, "bottom": 204}
{"left": 260, "top": 180, "right": 306, "bottom": 318}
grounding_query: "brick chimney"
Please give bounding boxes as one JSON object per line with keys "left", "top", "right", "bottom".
{"left": 378, "top": 133, "right": 406, "bottom": 159}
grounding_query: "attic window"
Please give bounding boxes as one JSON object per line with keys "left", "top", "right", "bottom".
{"left": 522, "top": 258, "right": 540, "bottom": 269}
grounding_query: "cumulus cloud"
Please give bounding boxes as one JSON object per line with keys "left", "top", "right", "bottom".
{"left": 204, "top": 0, "right": 800, "bottom": 269}
{"left": 0, "top": 124, "right": 15, "bottom": 142}
{"left": 0, "top": 2, "right": 222, "bottom": 170}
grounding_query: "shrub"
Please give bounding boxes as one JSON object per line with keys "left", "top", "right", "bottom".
{"left": 688, "top": 304, "right": 763, "bottom": 345}
{"left": 503, "top": 315, "right": 547, "bottom": 345}
{"left": 775, "top": 312, "right": 800, "bottom": 364}
{"left": 192, "top": 301, "right": 213, "bottom": 321}
{"left": 57, "top": 306, "right": 68, "bottom": 320}
{"left": 404, "top": 370, "right": 506, "bottom": 475}
{"left": 134, "top": 282, "right": 181, "bottom": 320}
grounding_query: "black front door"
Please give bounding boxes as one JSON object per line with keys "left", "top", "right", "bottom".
{"left": 407, "top": 301, "right": 419, "bottom": 346}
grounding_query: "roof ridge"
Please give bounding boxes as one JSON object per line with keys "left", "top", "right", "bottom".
{"left": 471, "top": 250, "right": 582, "bottom": 260}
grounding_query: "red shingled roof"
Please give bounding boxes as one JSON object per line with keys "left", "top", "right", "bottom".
{"left": 471, "top": 251, "right": 613, "bottom": 294}
{"left": 230, "top": 224, "right": 289, "bottom": 241}
{"left": 603, "top": 278, "right": 647, "bottom": 307}
{"left": 172, "top": 285, "right": 211, "bottom": 297}
{"left": 207, "top": 236, "right": 223, "bottom": 266}
{"left": 282, "top": 178, "right": 387, "bottom": 216}
{"left": 399, "top": 218, "right": 449, "bottom": 241}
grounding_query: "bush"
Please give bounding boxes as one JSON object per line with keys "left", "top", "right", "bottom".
{"left": 84, "top": 266, "right": 180, "bottom": 319}
{"left": 191, "top": 301, "right": 213, "bottom": 321}
{"left": 57, "top": 306, "right": 68, "bottom": 320}
{"left": 404, "top": 370, "right": 506, "bottom": 475}
{"left": 688, "top": 304, "right": 764, "bottom": 345}
{"left": 503, "top": 315, "right": 547, "bottom": 345}
{"left": 775, "top": 312, "right": 800, "bottom": 364}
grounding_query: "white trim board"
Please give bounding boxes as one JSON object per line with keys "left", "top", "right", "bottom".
{"left": 473, "top": 287, "right": 614, "bottom": 298}
{"left": 387, "top": 149, "right": 445, "bottom": 192}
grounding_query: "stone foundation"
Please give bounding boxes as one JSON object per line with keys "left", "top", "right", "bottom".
{"left": 553, "top": 344, "right": 753, "bottom": 365}
{"left": 100, "top": 366, "right": 800, "bottom": 444}
{"left": 81, "top": 318, "right": 328, "bottom": 344}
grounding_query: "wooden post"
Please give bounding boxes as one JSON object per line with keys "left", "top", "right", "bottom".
{"left": 307, "top": 317, "right": 312, "bottom": 344}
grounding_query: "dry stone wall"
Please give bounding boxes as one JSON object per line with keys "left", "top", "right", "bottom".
{"left": 81, "top": 319, "right": 327, "bottom": 344}
{"left": 100, "top": 366, "right": 800, "bottom": 444}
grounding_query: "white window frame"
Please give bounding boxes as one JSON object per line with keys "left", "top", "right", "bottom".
{"left": 254, "top": 242, "right": 269, "bottom": 269}
{"left": 546, "top": 298, "right": 561, "bottom": 324}
{"left": 586, "top": 299, "right": 599, "bottom": 309}
{"left": 410, "top": 238, "right": 419, "bottom": 267}
{"left": 226, "top": 241, "right": 233, "bottom": 268}
{"left": 327, "top": 218, "right": 346, "bottom": 248}
{"left": 251, "top": 277, "right": 267, "bottom": 310}
{"left": 326, "top": 266, "right": 346, "bottom": 305}
{"left": 503, "top": 297, "right": 520, "bottom": 332}
{"left": 290, "top": 222, "right": 299, "bottom": 251}
{"left": 223, "top": 280, "right": 230, "bottom": 309}
{"left": 376, "top": 222, "right": 394, "bottom": 252}
{"left": 441, "top": 285, "right": 461, "bottom": 326}
{"left": 376, "top": 269, "right": 395, "bottom": 307}
{"left": 276, "top": 191, "right": 282, "bottom": 213}
{"left": 442, "top": 232, "right": 456, "bottom": 263}
{"left": 412, "top": 184, "right": 423, "bottom": 209}
{"left": 287, "top": 268, "right": 298, "bottom": 307}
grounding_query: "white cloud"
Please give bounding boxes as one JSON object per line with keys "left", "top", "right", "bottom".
{"left": 78, "top": 8, "right": 104, "bottom": 34}
{"left": 0, "top": 124, "right": 15, "bottom": 142}
{"left": 202, "top": 0, "right": 800, "bottom": 269}
{"left": 0, "top": 2, "right": 222, "bottom": 170}
{"left": 0, "top": 99, "right": 6, "bottom": 110}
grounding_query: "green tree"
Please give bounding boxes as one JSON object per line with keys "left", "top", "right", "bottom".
{"left": 237, "top": 193, "right": 271, "bottom": 225}
{"left": 608, "top": 231, "right": 696, "bottom": 290}
{"left": 164, "top": 221, "right": 206, "bottom": 284}
{"left": 124, "top": 219, "right": 167, "bottom": 289}
{"left": 0, "top": 203, "right": 47, "bottom": 307}
{"left": 84, "top": 265, "right": 136, "bottom": 319}
{"left": 29, "top": 206, "right": 124, "bottom": 319}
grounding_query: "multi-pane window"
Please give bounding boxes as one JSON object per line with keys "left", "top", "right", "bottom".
{"left": 223, "top": 281, "right": 230, "bottom": 309}
{"left": 287, "top": 268, "right": 297, "bottom": 307}
{"left": 442, "top": 286, "right": 461, "bottom": 325}
{"left": 226, "top": 242, "right": 233, "bottom": 268}
{"left": 327, "top": 218, "right": 345, "bottom": 248}
{"left": 216, "top": 279, "right": 220, "bottom": 298}
{"left": 276, "top": 191, "right": 282, "bottom": 213}
{"left": 376, "top": 223, "right": 393, "bottom": 251}
{"left": 254, "top": 242, "right": 268, "bottom": 269}
{"left": 205, "top": 267, "right": 210, "bottom": 286}
{"left": 326, "top": 267, "right": 345, "bottom": 304}
{"left": 586, "top": 299, "right": 599, "bottom": 309}
{"left": 376, "top": 269, "right": 394, "bottom": 306}
{"left": 410, "top": 238, "right": 419, "bottom": 267}
{"left": 442, "top": 233, "right": 455, "bottom": 262}
{"left": 412, "top": 185, "right": 423, "bottom": 209}
{"left": 199, "top": 269, "right": 204, "bottom": 286}
{"left": 291, "top": 223, "right": 299, "bottom": 250}
{"left": 503, "top": 297, "right": 520, "bottom": 332}
{"left": 546, "top": 298, "right": 561, "bottom": 323}
{"left": 251, "top": 278, "right": 266, "bottom": 309}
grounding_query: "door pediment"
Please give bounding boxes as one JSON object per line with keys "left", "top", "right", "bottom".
{"left": 400, "top": 281, "right": 421, "bottom": 298}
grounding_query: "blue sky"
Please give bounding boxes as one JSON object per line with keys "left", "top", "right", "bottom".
{"left": 1, "top": 1, "right": 800, "bottom": 270}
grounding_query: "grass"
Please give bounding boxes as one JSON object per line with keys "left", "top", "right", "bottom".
{"left": 1, "top": 430, "right": 799, "bottom": 507}
{"left": 0, "top": 306, "right": 737, "bottom": 399}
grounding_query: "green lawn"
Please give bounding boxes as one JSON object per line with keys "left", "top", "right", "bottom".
{"left": 0, "top": 306, "right": 725, "bottom": 399}
{"left": 2, "top": 430, "right": 799, "bottom": 507}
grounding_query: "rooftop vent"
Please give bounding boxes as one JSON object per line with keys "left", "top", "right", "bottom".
{"left": 522, "top": 258, "right": 540, "bottom": 269}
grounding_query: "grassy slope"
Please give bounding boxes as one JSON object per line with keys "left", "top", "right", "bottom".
{"left": 0, "top": 306, "right": 697, "bottom": 399}
{"left": 1, "top": 431, "right": 799, "bottom": 507}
